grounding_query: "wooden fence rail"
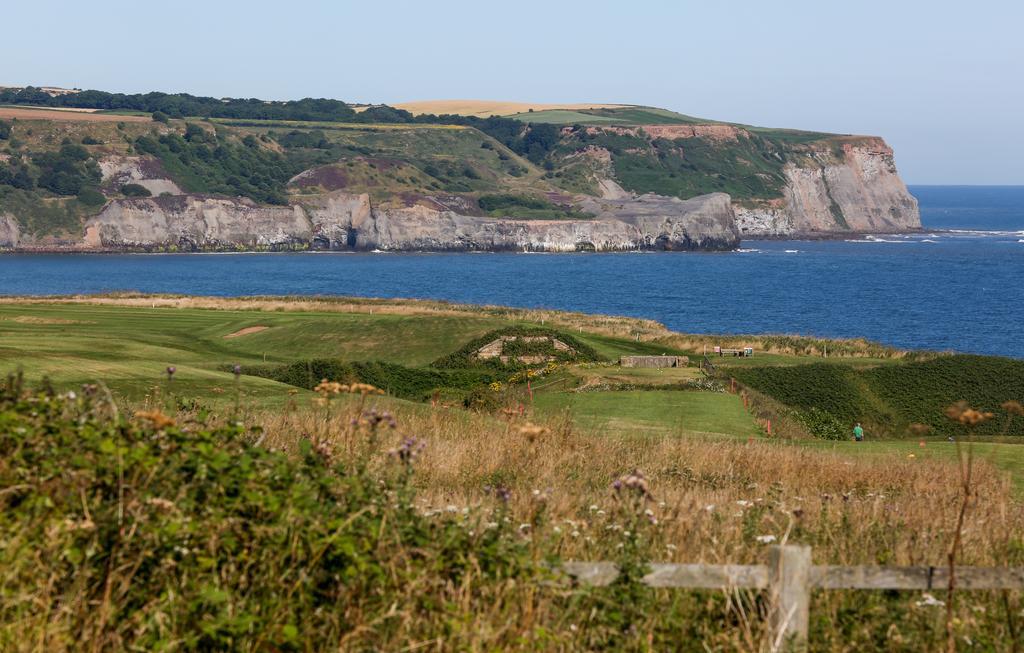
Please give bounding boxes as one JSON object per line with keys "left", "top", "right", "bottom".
{"left": 561, "top": 545, "right": 1024, "bottom": 651}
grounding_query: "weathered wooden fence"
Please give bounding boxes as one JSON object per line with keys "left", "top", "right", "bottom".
{"left": 562, "top": 545, "right": 1024, "bottom": 650}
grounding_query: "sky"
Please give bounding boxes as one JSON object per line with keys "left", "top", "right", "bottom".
{"left": 2, "top": 0, "right": 1021, "bottom": 184}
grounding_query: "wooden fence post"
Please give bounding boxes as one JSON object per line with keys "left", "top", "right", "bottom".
{"left": 768, "top": 545, "right": 811, "bottom": 651}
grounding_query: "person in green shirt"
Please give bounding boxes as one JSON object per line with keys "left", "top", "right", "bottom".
{"left": 853, "top": 423, "right": 864, "bottom": 441}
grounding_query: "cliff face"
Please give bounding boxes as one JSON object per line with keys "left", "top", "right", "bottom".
{"left": 734, "top": 138, "right": 919, "bottom": 236}
{"left": 83, "top": 191, "right": 739, "bottom": 252}
{"left": 0, "top": 214, "right": 19, "bottom": 248}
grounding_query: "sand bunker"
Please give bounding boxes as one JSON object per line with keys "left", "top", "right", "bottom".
{"left": 224, "top": 326, "right": 269, "bottom": 338}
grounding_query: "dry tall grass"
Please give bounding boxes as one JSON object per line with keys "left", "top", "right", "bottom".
{"left": 255, "top": 398, "right": 1023, "bottom": 569}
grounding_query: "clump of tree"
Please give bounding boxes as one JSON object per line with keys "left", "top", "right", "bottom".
{"left": 133, "top": 131, "right": 300, "bottom": 205}
{"left": 120, "top": 183, "right": 152, "bottom": 197}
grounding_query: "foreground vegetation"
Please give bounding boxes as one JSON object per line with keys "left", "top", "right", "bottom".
{"left": 2, "top": 296, "right": 1024, "bottom": 650}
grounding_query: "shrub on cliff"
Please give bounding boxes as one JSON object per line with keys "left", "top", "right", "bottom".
{"left": 120, "top": 183, "right": 151, "bottom": 197}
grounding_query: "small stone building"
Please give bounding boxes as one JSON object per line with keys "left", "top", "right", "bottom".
{"left": 619, "top": 355, "right": 688, "bottom": 369}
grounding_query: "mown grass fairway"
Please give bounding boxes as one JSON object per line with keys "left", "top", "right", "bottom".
{"left": 533, "top": 390, "right": 760, "bottom": 438}
{"left": 0, "top": 301, "right": 505, "bottom": 404}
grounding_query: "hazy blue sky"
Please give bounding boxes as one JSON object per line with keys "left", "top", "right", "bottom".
{"left": 3, "top": 0, "right": 1021, "bottom": 184}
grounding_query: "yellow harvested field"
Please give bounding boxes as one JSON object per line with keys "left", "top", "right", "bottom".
{"left": 0, "top": 107, "right": 148, "bottom": 122}
{"left": 386, "top": 99, "right": 628, "bottom": 117}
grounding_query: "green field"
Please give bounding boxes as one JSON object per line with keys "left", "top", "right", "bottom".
{"left": 534, "top": 389, "right": 760, "bottom": 438}
{"left": 1, "top": 298, "right": 1022, "bottom": 486}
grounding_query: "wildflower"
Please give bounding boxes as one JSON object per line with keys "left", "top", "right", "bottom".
{"left": 363, "top": 410, "right": 398, "bottom": 429}
{"left": 569, "top": 624, "right": 578, "bottom": 632}
{"left": 65, "top": 391, "right": 77, "bottom": 401}
{"left": 570, "top": 530, "right": 580, "bottom": 538}
{"left": 387, "top": 436, "right": 425, "bottom": 465}
{"left": 489, "top": 381, "right": 503, "bottom": 393}
{"left": 445, "top": 505, "right": 458, "bottom": 513}
{"left": 146, "top": 497, "right": 177, "bottom": 511}
{"left": 588, "top": 504, "right": 599, "bottom": 512}
{"left": 553, "top": 526, "right": 562, "bottom": 534}
{"left": 517, "top": 422, "right": 549, "bottom": 443}
{"left": 1002, "top": 400, "right": 1024, "bottom": 416}
{"left": 945, "top": 401, "right": 994, "bottom": 425}
{"left": 704, "top": 504, "right": 715, "bottom": 512}
{"left": 755, "top": 535, "right": 777, "bottom": 544}
{"left": 349, "top": 383, "right": 384, "bottom": 395}
{"left": 611, "top": 469, "right": 652, "bottom": 499}
{"left": 596, "top": 510, "right": 606, "bottom": 516}
{"left": 666, "top": 544, "right": 678, "bottom": 551}
{"left": 736, "top": 500, "right": 753, "bottom": 508}
{"left": 518, "top": 523, "right": 531, "bottom": 532}
{"left": 916, "top": 593, "right": 945, "bottom": 607}
{"left": 135, "top": 409, "right": 176, "bottom": 430}
{"left": 907, "top": 454, "right": 917, "bottom": 459}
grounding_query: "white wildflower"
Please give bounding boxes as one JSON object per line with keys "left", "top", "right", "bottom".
{"left": 916, "top": 593, "right": 945, "bottom": 607}
{"left": 755, "top": 535, "right": 777, "bottom": 544}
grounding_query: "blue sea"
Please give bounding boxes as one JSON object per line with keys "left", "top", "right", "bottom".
{"left": 0, "top": 186, "right": 1021, "bottom": 357}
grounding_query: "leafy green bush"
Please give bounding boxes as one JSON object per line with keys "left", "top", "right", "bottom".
{"left": 120, "top": 183, "right": 152, "bottom": 197}
{"left": 134, "top": 132, "right": 297, "bottom": 205}
{"left": 731, "top": 364, "right": 869, "bottom": 424}
{"left": 795, "top": 407, "right": 849, "bottom": 440}
{"left": 734, "top": 355, "right": 1024, "bottom": 438}
{"left": 76, "top": 187, "right": 106, "bottom": 207}
{"left": 0, "top": 377, "right": 541, "bottom": 650}
{"left": 0, "top": 120, "right": 11, "bottom": 140}
{"left": 478, "top": 193, "right": 553, "bottom": 211}
{"left": 866, "top": 355, "right": 1024, "bottom": 437}
{"left": 241, "top": 359, "right": 497, "bottom": 400}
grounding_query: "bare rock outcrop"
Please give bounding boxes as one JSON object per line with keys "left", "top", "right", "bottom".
{"left": 83, "top": 191, "right": 739, "bottom": 252}
{"left": 99, "top": 156, "right": 183, "bottom": 197}
{"left": 0, "top": 214, "right": 19, "bottom": 248}
{"left": 737, "top": 138, "right": 919, "bottom": 236}
{"left": 85, "top": 196, "right": 309, "bottom": 250}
